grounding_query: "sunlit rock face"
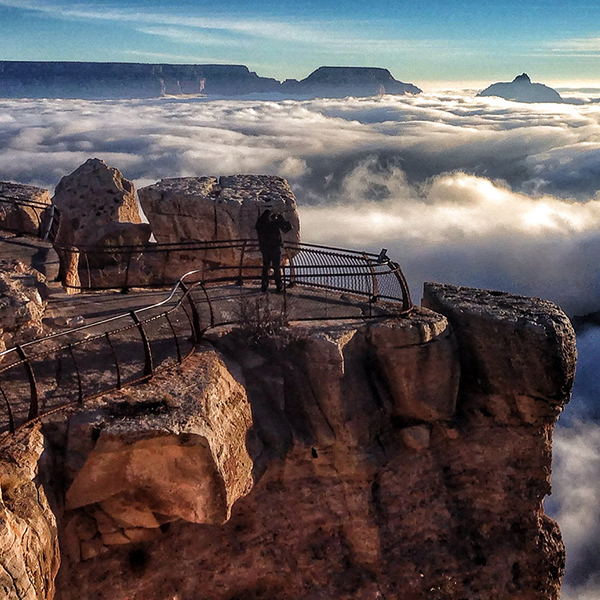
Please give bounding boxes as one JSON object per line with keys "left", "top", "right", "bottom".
{"left": 138, "top": 174, "right": 301, "bottom": 281}
{"left": 139, "top": 175, "right": 300, "bottom": 246}
{"left": 37, "top": 284, "right": 574, "bottom": 600}
{"left": 51, "top": 158, "right": 148, "bottom": 291}
{"left": 477, "top": 73, "right": 564, "bottom": 103}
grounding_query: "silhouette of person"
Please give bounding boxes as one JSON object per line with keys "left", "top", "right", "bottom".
{"left": 255, "top": 208, "right": 292, "bottom": 292}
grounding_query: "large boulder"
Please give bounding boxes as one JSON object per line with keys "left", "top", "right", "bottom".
{"left": 139, "top": 174, "right": 300, "bottom": 243}
{"left": 60, "top": 347, "right": 254, "bottom": 562}
{"left": 0, "top": 182, "right": 52, "bottom": 238}
{"left": 422, "top": 282, "right": 577, "bottom": 424}
{"left": 139, "top": 175, "right": 300, "bottom": 268}
{"left": 51, "top": 158, "right": 148, "bottom": 291}
{"left": 138, "top": 175, "right": 300, "bottom": 281}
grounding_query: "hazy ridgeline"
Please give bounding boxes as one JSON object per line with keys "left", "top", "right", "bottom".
{"left": 1, "top": 89, "right": 600, "bottom": 596}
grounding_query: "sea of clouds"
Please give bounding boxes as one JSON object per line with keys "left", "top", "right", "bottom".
{"left": 1, "top": 88, "right": 599, "bottom": 594}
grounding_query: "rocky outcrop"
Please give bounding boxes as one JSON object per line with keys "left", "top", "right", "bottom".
{"left": 282, "top": 66, "right": 422, "bottom": 97}
{"left": 477, "top": 73, "right": 564, "bottom": 103}
{"left": 0, "top": 259, "right": 49, "bottom": 353}
{"left": 0, "top": 424, "right": 59, "bottom": 600}
{"left": 51, "top": 158, "right": 148, "bottom": 291}
{"left": 0, "top": 61, "right": 421, "bottom": 100}
{"left": 422, "top": 282, "right": 576, "bottom": 418}
{"left": 43, "top": 285, "right": 575, "bottom": 599}
{"left": 0, "top": 183, "right": 52, "bottom": 238}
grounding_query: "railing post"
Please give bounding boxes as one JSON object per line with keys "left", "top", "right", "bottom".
{"left": 16, "top": 345, "right": 39, "bottom": 421}
{"left": 236, "top": 240, "right": 247, "bottom": 286}
{"left": 0, "top": 385, "right": 15, "bottom": 434}
{"left": 83, "top": 249, "right": 92, "bottom": 290}
{"left": 68, "top": 343, "right": 84, "bottom": 405}
{"left": 284, "top": 244, "right": 296, "bottom": 288}
{"left": 390, "top": 261, "right": 413, "bottom": 312}
{"left": 180, "top": 282, "right": 204, "bottom": 342}
{"left": 165, "top": 313, "right": 182, "bottom": 363}
{"left": 130, "top": 311, "right": 154, "bottom": 378}
{"left": 123, "top": 248, "right": 133, "bottom": 293}
{"left": 105, "top": 332, "right": 122, "bottom": 389}
{"left": 200, "top": 282, "right": 215, "bottom": 329}
{"left": 362, "top": 252, "right": 379, "bottom": 303}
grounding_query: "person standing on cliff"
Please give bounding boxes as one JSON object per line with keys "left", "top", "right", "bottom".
{"left": 255, "top": 208, "right": 292, "bottom": 293}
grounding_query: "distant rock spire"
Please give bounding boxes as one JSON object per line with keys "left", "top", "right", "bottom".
{"left": 513, "top": 73, "right": 532, "bottom": 84}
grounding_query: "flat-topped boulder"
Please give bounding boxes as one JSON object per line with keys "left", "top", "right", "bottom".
{"left": 138, "top": 174, "right": 300, "bottom": 244}
{"left": 477, "top": 73, "right": 563, "bottom": 103}
{"left": 0, "top": 181, "right": 51, "bottom": 237}
{"left": 138, "top": 175, "right": 300, "bottom": 278}
{"left": 423, "top": 281, "right": 576, "bottom": 424}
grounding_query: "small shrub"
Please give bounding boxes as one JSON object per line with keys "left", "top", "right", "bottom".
{"left": 237, "top": 293, "right": 288, "bottom": 340}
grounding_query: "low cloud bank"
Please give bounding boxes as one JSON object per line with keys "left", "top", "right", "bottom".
{"left": 300, "top": 163, "right": 600, "bottom": 315}
{"left": 548, "top": 329, "right": 600, "bottom": 598}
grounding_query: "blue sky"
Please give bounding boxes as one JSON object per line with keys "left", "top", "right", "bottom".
{"left": 1, "top": 0, "right": 600, "bottom": 84}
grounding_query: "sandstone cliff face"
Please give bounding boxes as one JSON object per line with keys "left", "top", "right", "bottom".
{"left": 40, "top": 284, "right": 575, "bottom": 599}
{"left": 0, "top": 425, "right": 59, "bottom": 600}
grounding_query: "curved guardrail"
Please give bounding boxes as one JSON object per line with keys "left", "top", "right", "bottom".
{"left": 0, "top": 272, "right": 205, "bottom": 435}
{"left": 0, "top": 241, "right": 412, "bottom": 436}
{"left": 54, "top": 238, "right": 411, "bottom": 308}
{"left": 0, "top": 196, "right": 413, "bottom": 435}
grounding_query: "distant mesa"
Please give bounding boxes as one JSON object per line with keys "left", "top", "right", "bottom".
{"left": 282, "top": 66, "right": 422, "bottom": 98}
{"left": 0, "top": 61, "right": 421, "bottom": 100}
{"left": 477, "top": 73, "right": 563, "bottom": 103}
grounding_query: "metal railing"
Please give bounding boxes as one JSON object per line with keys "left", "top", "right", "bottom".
{"left": 0, "top": 241, "right": 412, "bottom": 436}
{"left": 55, "top": 238, "right": 411, "bottom": 307}
{"left": 0, "top": 274, "right": 204, "bottom": 435}
{"left": 0, "top": 195, "right": 413, "bottom": 435}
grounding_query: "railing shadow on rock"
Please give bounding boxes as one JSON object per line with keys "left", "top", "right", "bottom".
{"left": 0, "top": 237, "right": 412, "bottom": 436}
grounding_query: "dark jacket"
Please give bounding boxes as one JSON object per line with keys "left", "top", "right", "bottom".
{"left": 256, "top": 211, "right": 292, "bottom": 251}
